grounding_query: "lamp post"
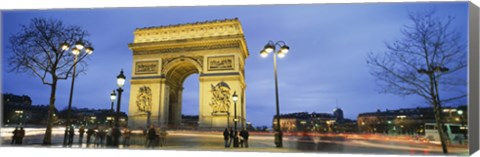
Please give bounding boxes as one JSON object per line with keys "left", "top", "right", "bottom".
{"left": 62, "top": 41, "right": 94, "bottom": 146}
{"left": 387, "top": 120, "right": 392, "bottom": 134}
{"left": 417, "top": 65, "right": 449, "bottom": 153}
{"left": 457, "top": 110, "right": 467, "bottom": 139}
{"left": 110, "top": 90, "right": 117, "bottom": 127}
{"left": 112, "top": 69, "right": 126, "bottom": 147}
{"left": 260, "top": 40, "right": 290, "bottom": 148}
{"left": 232, "top": 91, "right": 239, "bottom": 133}
{"left": 110, "top": 90, "right": 117, "bottom": 112}
{"left": 115, "top": 69, "right": 126, "bottom": 127}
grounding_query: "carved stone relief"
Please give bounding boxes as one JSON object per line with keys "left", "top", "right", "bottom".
{"left": 209, "top": 82, "right": 231, "bottom": 114}
{"left": 136, "top": 86, "right": 153, "bottom": 114}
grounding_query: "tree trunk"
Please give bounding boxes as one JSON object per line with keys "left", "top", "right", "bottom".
{"left": 433, "top": 102, "right": 449, "bottom": 154}
{"left": 433, "top": 74, "right": 449, "bottom": 154}
{"left": 42, "top": 78, "right": 57, "bottom": 145}
{"left": 428, "top": 74, "right": 448, "bottom": 154}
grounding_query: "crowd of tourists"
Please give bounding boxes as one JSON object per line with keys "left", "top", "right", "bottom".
{"left": 11, "top": 125, "right": 252, "bottom": 149}
{"left": 10, "top": 127, "right": 25, "bottom": 145}
{"left": 223, "top": 127, "right": 250, "bottom": 148}
{"left": 144, "top": 125, "right": 168, "bottom": 148}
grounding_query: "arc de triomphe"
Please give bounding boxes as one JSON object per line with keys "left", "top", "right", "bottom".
{"left": 127, "top": 18, "right": 248, "bottom": 130}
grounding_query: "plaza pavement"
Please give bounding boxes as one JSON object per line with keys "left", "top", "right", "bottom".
{"left": 0, "top": 129, "right": 469, "bottom": 156}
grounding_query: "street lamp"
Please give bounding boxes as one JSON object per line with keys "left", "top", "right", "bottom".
{"left": 457, "top": 110, "right": 467, "bottom": 139}
{"left": 112, "top": 69, "right": 126, "bottom": 147}
{"left": 260, "top": 40, "right": 290, "bottom": 148}
{"left": 62, "top": 41, "right": 94, "bottom": 146}
{"left": 110, "top": 90, "right": 117, "bottom": 112}
{"left": 457, "top": 110, "right": 463, "bottom": 115}
{"left": 232, "top": 91, "right": 239, "bottom": 134}
{"left": 110, "top": 90, "right": 117, "bottom": 127}
{"left": 231, "top": 91, "right": 240, "bottom": 148}
{"left": 115, "top": 69, "right": 126, "bottom": 127}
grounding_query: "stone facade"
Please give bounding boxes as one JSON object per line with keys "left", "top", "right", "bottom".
{"left": 127, "top": 18, "right": 248, "bottom": 130}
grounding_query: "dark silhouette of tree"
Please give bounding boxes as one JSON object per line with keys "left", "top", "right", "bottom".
{"left": 8, "top": 18, "right": 93, "bottom": 145}
{"left": 367, "top": 10, "right": 466, "bottom": 154}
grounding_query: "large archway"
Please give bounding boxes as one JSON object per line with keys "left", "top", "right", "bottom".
{"left": 127, "top": 18, "right": 249, "bottom": 130}
{"left": 179, "top": 73, "right": 200, "bottom": 129}
{"left": 163, "top": 57, "right": 201, "bottom": 128}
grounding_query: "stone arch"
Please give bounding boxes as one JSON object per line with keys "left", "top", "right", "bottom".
{"left": 162, "top": 58, "right": 202, "bottom": 128}
{"left": 127, "top": 18, "right": 249, "bottom": 130}
{"left": 162, "top": 56, "right": 203, "bottom": 75}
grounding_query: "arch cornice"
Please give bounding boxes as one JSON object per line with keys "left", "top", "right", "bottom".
{"left": 129, "top": 36, "right": 249, "bottom": 59}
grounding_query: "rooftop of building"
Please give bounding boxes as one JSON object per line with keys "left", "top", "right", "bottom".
{"left": 274, "top": 112, "right": 333, "bottom": 119}
{"left": 358, "top": 105, "right": 467, "bottom": 117}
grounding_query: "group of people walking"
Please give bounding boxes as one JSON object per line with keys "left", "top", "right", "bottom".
{"left": 11, "top": 127, "right": 25, "bottom": 145}
{"left": 11, "top": 125, "right": 251, "bottom": 148}
{"left": 144, "top": 125, "right": 168, "bottom": 148}
{"left": 65, "top": 125, "right": 132, "bottom": 148}
{"left": 223, "top": 127, "right": 249, "bottom": 148}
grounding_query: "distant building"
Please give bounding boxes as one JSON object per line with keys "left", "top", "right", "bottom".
{"left": 273, "top": 108, "right": 357, "bottom": 133}
{"left": 3, "top": 93, "right": 32, "bottom": 106}
{"left": 333, "top": 107, "right": 344, "bottom": 122}
{"left": 2, "top": 93, "right": 54, "bottom": 126}
{"left": 57, "top": 107, "right": 128, "bottom": 128}
{"left": 357, "top": 105, "right": 467, "bottom": 135}
{"left": 2, "top": 93, "right": 128, "bottom": 127}
{"left": 180, "top": 115, "right": 199, "bottom": 130}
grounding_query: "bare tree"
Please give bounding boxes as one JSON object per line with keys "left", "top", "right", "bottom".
{"left": 8, "top": 18, "right": 93, "bottom": 144}
{"left": 366, "top": 10, "right": 466, "bottom": 154}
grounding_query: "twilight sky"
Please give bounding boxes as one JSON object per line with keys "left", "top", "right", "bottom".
{"left": 1, "top": 2, "right": 468, "bottom": 126}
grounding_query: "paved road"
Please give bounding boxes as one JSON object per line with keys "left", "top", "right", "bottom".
{"left": 1, "top": 129, "right": 469, "bottom": 156}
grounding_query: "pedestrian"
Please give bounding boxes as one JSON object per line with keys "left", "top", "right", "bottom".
{"left": 99, "top": 129, "right": 106, "bottom": 147}
{"left": 95, "top": 129, "right": 101, "bottom": 147}
{"left": 112, "top": 127, "right": 122, "bottom": 147}
{"left": 106, "top": 128, "right": 112, "bottom": 147}
{"left": 239, "top": 135, "right": 244, "bottom": 148}
{"left": 147, "top": 125, "right": 157, "bottom": 148}
{"left": 95, "top": 128, "right": 106, "bottom": 147}
{"left": 159, "top": 128, "right": 168, "bottom": 147}
{"left": 155, "top": 127, "right": 161, "bottom": 146}
{"left": 122, "top": 128, "right": 131, "bottom": 147}
{"left": 240, "top": 129, "right": 249, "bottom": 148}
{"left": 11, "top": 127, "right": 18, "bottom": 145}
{"left": 228, "top": 127, "right": 234, "bottom": 147}
{"left": 142, "top": 127, "right": 148, "bottom": 147}
{"left": 223, "top": 128, "right": 229, "bottom": 148}
{"left": 274, "top": 131, "right": 282, "bottom": 147}
{"left": 78, "top": 126, "right": 85, "bottom": 146}
{"left": 68, "top": 126, "right": 75, "bottom": 147}
{"left": 86, "top": 127, "right": 95, "bottom": 146}
{"left": 233, "top": 131, "right": 239, "bottom": 148}
{"left": 18, "top": 127, "right": 25, "bottom": 145}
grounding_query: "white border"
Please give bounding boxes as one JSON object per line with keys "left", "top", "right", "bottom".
{"left": 0, "top": 0, "right": 478, "bottom": 157}
{"left": 0, "top": 0, "right": 475, "bottom": 10}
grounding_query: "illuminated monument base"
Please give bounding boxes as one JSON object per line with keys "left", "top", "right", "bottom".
{"left": 127, "top": 18, "right": 248, "bottom": 130}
